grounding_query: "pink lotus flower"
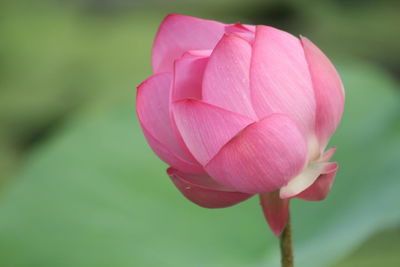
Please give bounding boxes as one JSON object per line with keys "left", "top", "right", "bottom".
{"left": 136, "top": 14, "right": 344, "bottom": 236}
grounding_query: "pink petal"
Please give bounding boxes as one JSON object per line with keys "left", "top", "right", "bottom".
{"left": 301, "top": 36, "right": 345, "bottom": 148}
{"left": 243, "top": 24, "right": 256, "bottom": 32}
{"left": 136, "top": 73, "right": 202, "bottom": 172}
{"left": 250, "top": 26, "right": 316, "bottom": 136}
{"left": 202, "top": 34, "right": 257, "bottom": 119}
{"left": 152, "top": 14, "right": 225, "bottom": 73}
{"left": 172, "top": 50, "right": 210, "bottom": 102}
{"left": 295, "top": 163, "right": 338, "bottom": 201}
{"left": 170, "top": 50, "right": 212, "bottom": 164}
{"left": 225, "top": 23, "right": 255, "bottom": 33}
{"left": 182, "top": 49, "right": 212, "bottom": 58}
{"left": 172, "top": 99, "right": 255, "bottom": 165}
{"left": 321, "top": 147, "right": 336, "bottom": 162}
{"left": 224, "top": 23, "right": 255, "bottom": 42}
{"left": 205, "top": 114, "right": 308, "bottom": 194}
{"left": 280, "top": 162, "right": 334, "bottom": 199}
{"left": 259, "top": 192, "right": 290, "bottom": 236}
{"left": 140, "top": 126, "right": 203, "bottom": 173}
{"left": 168, "top": 168, "right": 253, "bottom": 208}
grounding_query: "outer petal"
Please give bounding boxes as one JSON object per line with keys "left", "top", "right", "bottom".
{"left": 279, "top": 162, "right": 336, "bottom": 199}
{"left": 152, "top": 14, "right": 225, "bottom": 73}
{"left": 225, "top": 23, "right": 255, "bottom": 33}
{"left": 224, "top": 23, "right": 255, "bottom": 43}
{"left": 205, "top": 114, "right": 308, "bottom": 194}
{"left": 202, "top": 34, "right": 257, "bottom": 119}
{"left": 260, "top": 192, "right": 290, "bottom": 236}
{"left": 140, "top": 127, "right": 202, "bottom": 173}
{"left": 321, "top": 147, "right": 336, "bottom": 162}
{"left": 301, "top": 36, "right": 345, "bottom": 148}
{"left": 172, "top": 50, "right": 211, "bottom": 102}
{"left": 295, "top": 163, "right": 338, "bottom": 201}
{"left": 172, "top": 99, "right": 255, "bottom": 165}
{"left": 136, "top": 73, "right": 202, "bottom": 172}
{"left": 168, "top": 168, "right": 253, "bottom": 208}
{"left": 250, "top": 26, "right": 315, "bottom": 136}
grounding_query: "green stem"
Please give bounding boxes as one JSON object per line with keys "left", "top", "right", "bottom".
{"left": 280, "top": 217, "right": 293, "bottom": 267}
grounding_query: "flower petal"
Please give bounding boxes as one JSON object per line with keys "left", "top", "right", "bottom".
{"left": 250, "top": 26, "right": 316, "bottom": 135}
{"left": 136, "top": 73, "right": 202, "bottom": 172}
{"left": 168, "top": 168, "right": 253, "bottom": 208}
{"left": 280, "top": 162, "right": 334, "bottom": 199}
{"left": 224, "top": 23, "right": 255, "bottom": 42}
{"left": 205, "top": 114, "right": 308, "bottom": 194}
{"left": 295, "top": 163, "right": 338, "bottom": 201}
{"left": 301, "top": 36, "right": 345, "bottom": 148}
{"left": 172, "top": 50, "right": 210, "bottom": 102}
{"left": 172, "top": 99, "right": 255, "bottom": 165}
{"left": 321, "top": 147, "right": 336, "bottom": 162}
{"left": 140, "top": 127, "right": 203, "bottom": 173}
{"left": 152, "top": 14, "right": 225, "bottom": 73}
{"left": 202, "top": 34, "right": 257, "bottom": 119}
{"left": 225, "top": 23, "right": 255, "bottom": 33}
{"left": 259, "top": 192, "right": 290, "bottom": 236}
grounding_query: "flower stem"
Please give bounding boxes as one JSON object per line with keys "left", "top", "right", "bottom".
{"left": 280, "top": 217, "right": 293, "bottom": 267}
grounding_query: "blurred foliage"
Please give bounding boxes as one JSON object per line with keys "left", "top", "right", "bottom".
{"left": 231, "top": 0, "right": 400, "bottom": 68}
{"left": 0, "top": 0, "right": 399, "bottom": 266}
{"left": 333, "top": 226, "right": 400, "bottom": 267}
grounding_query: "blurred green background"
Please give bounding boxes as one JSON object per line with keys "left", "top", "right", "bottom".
{"left": 0, "top": 0, "right": 399, "bottom": 266}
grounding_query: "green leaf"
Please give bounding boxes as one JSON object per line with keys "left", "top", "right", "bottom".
{"left": 0, "top": 62, "right": 398, "bottom": 267}
{"left": 332, "top": 226, "right": 400, "bottom": 267}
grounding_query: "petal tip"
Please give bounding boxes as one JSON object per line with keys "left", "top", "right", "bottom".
{"left": 294, "top": 163, "right": 338, "bottom": 201}
{"left": 259, "top": 193, "right": 290, "bottom": 237}
{"left": 279, "top": 190, "right": 292, "bottom": 200}
{"left": 299, "top": 35, "right": 309, "bottom": 42}
{"left": 272, "top": 226, "right": 285, "bottom": 237}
